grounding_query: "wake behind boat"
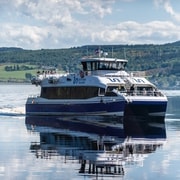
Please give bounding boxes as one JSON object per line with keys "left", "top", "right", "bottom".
{"left": 26, "top": 54, "right": 167, "bottom": 122}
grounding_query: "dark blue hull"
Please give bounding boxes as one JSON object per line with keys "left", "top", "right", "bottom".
{"left": 123, "top": 100, "right": 167, "bottom": 138}
{"left": 124, "top": 100, "right": 167, "bottom": 117}
{"left": 26, "top": 99, "right": 126, "bottom": 116}
{"left": 25, "top": 98, "right": 167, "bottom": 139}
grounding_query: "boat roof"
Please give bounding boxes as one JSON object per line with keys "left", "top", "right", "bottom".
{"left": 38, "top": 73, "right": 126, "bottom": 88}
{"left": 81, "top": 57, "right": 128, "bottom": 63}
{"left": 126, "top": 77, "right": 154, "bottom": 86}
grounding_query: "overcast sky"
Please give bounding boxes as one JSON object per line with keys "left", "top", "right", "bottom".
{"left": 1, "top": 0, "right": 180, "bottom": 49}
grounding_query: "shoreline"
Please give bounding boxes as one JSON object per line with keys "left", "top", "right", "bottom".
{"left": 0, "top": 81, "right": 179, "bottom": 90}
{"left": 0, "top": 81, "right": 31, "bottom": 85}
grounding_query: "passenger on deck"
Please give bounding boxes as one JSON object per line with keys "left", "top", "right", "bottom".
{"left": 130, "top": 85, "right": 135, "bottom": 95}
{"left": 142, "top": 88, "right": 147, "bottom": 95}
{"left": 119, "top": 86, "right": 125, "bottom": 92}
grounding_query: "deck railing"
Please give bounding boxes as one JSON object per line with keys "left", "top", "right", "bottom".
{"left": 123, "top": 90, "right": 164, "bottom": 97}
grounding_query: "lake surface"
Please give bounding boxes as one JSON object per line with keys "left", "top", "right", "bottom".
{"left": 0, "top": 84, "right": 180, "bottom": 180}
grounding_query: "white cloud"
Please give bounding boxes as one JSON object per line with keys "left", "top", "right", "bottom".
{"left": 0, "top": 23, "right": 49, "bottom": 49}
{"left": 0, "top": 0, "right": 180, "bottom": 49}
{"left": 7, "top": 0, "right": 114, "bottom": 25}
{"left": 84, "top": 0, "right": 113, "bottom": 18}
{"left": 154, "top": 0, "right": 180, "bottom": 22}
{"left": 164, "top": 1, "right": 180, "bottom": 22}
{"left": 89, "top": 20, "right": 180, "bottom": 45}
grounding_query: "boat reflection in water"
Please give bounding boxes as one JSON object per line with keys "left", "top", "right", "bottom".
{"left": 25, "top": 116, "right": 166, "bottom": 178}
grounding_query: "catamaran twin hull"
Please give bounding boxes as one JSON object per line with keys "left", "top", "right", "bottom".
{"left": 26, "top": 96, "right": 167, "bottom": 121}
{"left": 26, "top": 56, "right": 168, "bottom": 124}
{"left": 26, "top": 97, "right": 126, "bottom": 117}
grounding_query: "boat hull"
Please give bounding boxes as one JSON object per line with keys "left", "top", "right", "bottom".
{"left": 124, "top": 96, "right": 167, "bottom": 123}
{"left": 26, "top": 97, "right": 126, "bottom": 117}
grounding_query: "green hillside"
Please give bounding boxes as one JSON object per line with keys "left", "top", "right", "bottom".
{"left": 0, "top": 42, "right": 180, "bottom": 89}
{"left": 0, "top": 63, "right": 37, "bottom": 82}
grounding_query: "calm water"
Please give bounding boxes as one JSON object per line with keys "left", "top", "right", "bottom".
{"left": 0, "top": 84, "right": 180, "bottom": 180}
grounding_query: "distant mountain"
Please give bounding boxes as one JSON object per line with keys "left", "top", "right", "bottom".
{"left": 0, "top": 47, "right": 23, "bottom": 52}
{"left": 165, "top": 40, "right": 180, "bottom": 46}
{"left": 0, "top": 41, "right": 179, "bottom": 89}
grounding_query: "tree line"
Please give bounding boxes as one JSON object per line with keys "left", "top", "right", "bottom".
{"left": 4, "top": 64, "right": 34, "bottom": 71}
{"left": 0, "top": 42, "right": 180, "bottom": 89}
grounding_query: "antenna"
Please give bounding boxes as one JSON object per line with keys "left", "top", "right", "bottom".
{"left": 112, "top": 46, "right": 113, "bottom": 58}
{"left": 86, "top": 46, "right": 89, "bottom": 56}
{"left": 124, "top": 48, "right": 126, "bottom": 59}
{"left": 95, "top": 46, "right": 103, "bottom": 57}
{"left": 99, "top": 46, "right": 101, "bottom": 57}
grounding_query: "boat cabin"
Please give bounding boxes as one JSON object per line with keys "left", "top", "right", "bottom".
{"left": 81, "top": 58, "right": 128, "bottom": 74}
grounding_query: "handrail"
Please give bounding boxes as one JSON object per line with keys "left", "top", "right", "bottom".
{"left": 120, "top": 90, "right": 164, "bottom": 97}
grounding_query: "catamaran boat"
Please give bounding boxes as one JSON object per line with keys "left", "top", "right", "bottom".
{"left": 26, "top": 58, "right": 128, "bottom": 117}
{"left": 26, "top": 56, "right": 167, "bottom": 123}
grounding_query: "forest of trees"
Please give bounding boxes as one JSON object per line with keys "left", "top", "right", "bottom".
{"left": 0, "top": 41, "right": 180, "bottom": 89}
{"left": 4, "top": 64, "right": 34, "bottom": 71}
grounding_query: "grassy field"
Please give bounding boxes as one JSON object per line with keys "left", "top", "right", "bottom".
{"left": 0, "top": 64, "right": 65, "bottom": 82}
{"left": 0, "top": 64, "right": 37, "bottom": 81}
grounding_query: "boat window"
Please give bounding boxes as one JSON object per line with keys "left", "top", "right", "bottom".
{"left": 98, "top": 88, "right": 105, "bottom": 96}
{"left": 106, "top": 86, "right": 119, "bottom": 91}
{"left": 81, "top": 62, "right": 87, "bottom": 71}
{"left": 98, "top": 62, "right": 111, "bottom": 70}
{"left": 105, "top": 86, "right": 120, "bottom": 96}
{"left": 86, "top": 62, "right": 92, "bottom": 71}
{"left": 82, "top": 60, "right": 127, "bottom": 71}
{"left": 109, "top": 62, "right": 116, "bottom": 70}
{"left": 92, "top": 62, "right": 98, "bottom": 70}
{"left": 103, "top": 61, "right": 127, "bottom": 70}
{"left": 40, "top": 86, "right": 105, "bottom": 99}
